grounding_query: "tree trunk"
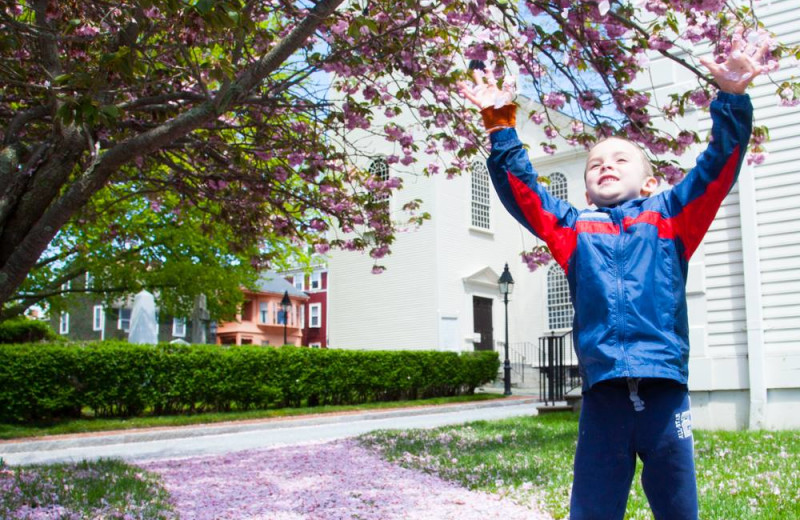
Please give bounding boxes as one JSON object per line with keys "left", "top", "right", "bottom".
{"left": 0, "top": 0, "right": 346, "bottom": 313}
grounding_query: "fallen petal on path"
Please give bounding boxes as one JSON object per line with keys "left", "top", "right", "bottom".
{"left": 142, "top": 439, "right": 551, "bottom": 519}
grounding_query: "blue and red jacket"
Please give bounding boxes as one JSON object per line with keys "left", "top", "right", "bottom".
{"left": 487, "top": 92, "right": 753, "bottom": 390}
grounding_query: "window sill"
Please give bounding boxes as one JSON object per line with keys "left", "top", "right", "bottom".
{"left": 469, "top": 226, "right": 494, "bottom": 237}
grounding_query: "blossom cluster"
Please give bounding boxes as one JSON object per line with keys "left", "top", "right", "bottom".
{"left": 520, "top": 247, "right": 553, "bottom": 273}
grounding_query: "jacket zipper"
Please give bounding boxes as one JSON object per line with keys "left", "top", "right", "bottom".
{"left": 611, "top": 207, "right": 630, "bottom": 376}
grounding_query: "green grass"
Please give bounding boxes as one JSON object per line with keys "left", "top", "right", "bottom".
{"left": 0, "top": 458, "right": 175, "bottom": 519}
{"left": 0, "top": 393, "right": 502, "bottom": 440}
{"left": 359, "top": 412, "right": 800, "bottom": 520}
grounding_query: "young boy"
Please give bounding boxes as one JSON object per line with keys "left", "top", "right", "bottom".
{"left": 458, "top": 37, "right": 766, "bottom": 519}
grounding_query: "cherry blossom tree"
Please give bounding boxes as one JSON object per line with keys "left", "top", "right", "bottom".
{"left": 1, "top": 0, "right": 797, "bottom": 316}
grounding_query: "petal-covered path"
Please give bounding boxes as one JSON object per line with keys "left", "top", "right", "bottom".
{"left": 142, "top": 439, "right": 551, "bottom": 520}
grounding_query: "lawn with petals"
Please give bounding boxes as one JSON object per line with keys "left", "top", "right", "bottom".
{"left": 360, "top": 412, "right": 800, "bottom": 520}
{"left": 0, "top": 458, "right": 174, "bottom": 519}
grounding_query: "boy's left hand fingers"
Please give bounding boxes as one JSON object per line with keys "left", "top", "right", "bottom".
{"left": 752, "top": 41, "right": 770, "bottom": 64}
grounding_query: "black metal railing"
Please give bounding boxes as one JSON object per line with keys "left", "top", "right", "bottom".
{"left": 495, "top": 341, "right": 538, "bottom": 385}
{"left": 538, "top": 330, "right": 581, "bottom": 405}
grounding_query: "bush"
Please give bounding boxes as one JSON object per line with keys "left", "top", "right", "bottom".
{"left": 0, "top": 342, "right": 499, "bottom": 423}
{"left": 0, "top": 317, "right": 57, "bottom": 344}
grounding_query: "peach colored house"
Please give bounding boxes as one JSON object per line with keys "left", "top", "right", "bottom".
{"left": 216, "top": 273, "right": 309, "bottom": 346}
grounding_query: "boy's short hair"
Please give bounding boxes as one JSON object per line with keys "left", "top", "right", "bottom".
{"left": 585, "top": 136, "right": 654, "bottom": 180}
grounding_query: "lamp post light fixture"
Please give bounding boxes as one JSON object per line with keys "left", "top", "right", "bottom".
{"left": 280, "top": 290, "right": 291, "bottom": 345}
{"left": 498, "top": 263, "right": 514, "bottom": 396}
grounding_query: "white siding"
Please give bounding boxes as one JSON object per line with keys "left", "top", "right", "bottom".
{"left": 327, "top": 150, "right": 440, "bottom": 350}
{"left": 638, "top": 0, "right": 800, "bottom": 427}
{"left": 750, "top": 0, "right": 800, "bottom": 361}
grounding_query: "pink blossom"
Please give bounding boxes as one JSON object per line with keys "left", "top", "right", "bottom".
{"left": 647, "top": 35, "right": 673, "bottom": 51}
{"left": 309, "top": 219, "right": 328, "bottom": 232}
{"left": 143, "top": 7, "right": 162, "bottom": 19}
{"left": 660, "top": 164, "right": 686, "bottom": 185}
{"left": 747, "top": 152, "right": 767, "bottom": 165}
{"left": 75, "top": 25, "right": 100, "bottom": 37}
{"left": 779, "top": 87, "right": 799, "bottom": 107}
{"left": 689, "top": 89, "right": 712, "bottom": 108}
{"left": 578, "top": 91, "right": 600, "bottom": 111}
{"left": 676, "top": 131, "right": 696, "bottom": 148}
{"left": 530, "top": 112, "right": 545, "bottom": 125}
{"left": 370, "top": 245, "right": 390, "bottom": 258}
{"left": 521, "top": 247, "right": 552, "bottom": 272}
{"left": 645, "top": 0, "right": 668, "bottom": 16}
{"left": 331, "top": 20, "right": 348, "bottom": 35}
{"left": 542, "top": 92, "right": 566, "bottom": 110}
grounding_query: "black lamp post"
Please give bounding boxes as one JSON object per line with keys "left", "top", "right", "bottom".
{"left": 498, "top": 263, "right": 514, "bottom": 396}
{"left": 280, "top": 290, "right": 291, "bottom": 345}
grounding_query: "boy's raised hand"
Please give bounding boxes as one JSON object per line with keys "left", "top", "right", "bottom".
{"left": 700, "top": 29, "right": 770, "bottom": 94}
{"left": 457, "top": 67, "right": 516, "bottom": 110}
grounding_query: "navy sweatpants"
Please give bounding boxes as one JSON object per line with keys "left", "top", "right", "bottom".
{"left": 569, "top": 378, "right": 698, "bottom": 520}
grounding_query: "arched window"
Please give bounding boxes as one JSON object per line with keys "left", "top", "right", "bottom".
{"left": 548, "top": 171, "right": 568, "bottom": 202}
{"left": 369, "top": 158, "right": 390, "bottom": 205}
{"left": 470, "top": 160, "right": 491, "bottom": 229}
{"left": 547, "top": 264, "right": 574, "bottom": 330}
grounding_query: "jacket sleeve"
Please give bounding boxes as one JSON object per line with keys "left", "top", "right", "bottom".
{"left": 487, "top": 128, "right": 579, "bottom": 272}
{"left": 659, "top": 91, "right": 753, "bottom": 260}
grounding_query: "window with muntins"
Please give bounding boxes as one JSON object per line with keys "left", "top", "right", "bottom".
{"left": 92, "top": 305, "right": 104, "bottom": 331}
{"left": 310, "top": 271, "right": 321, "bottom": 290}
{"left": 369, "top": 158, "right": 390, "bottom": 205}
{"left": 548, "top": 172, "right": 568, "bottom": 201}
{"left": 259, "top": 302, "right": 269, "bottom": 323}
{"left": 470, "top": 160, "right": 491, "bottom": 229}
{"left": 172, "top": 318, "right": 186, "bottom": 337}
{"left": 547, "top": 265, "right": 574, "bottom": 330}
{"left": 310, "top": 303, "right": 321, "bottom": 328}
{"left": 118, "top": 308, "right": 131, "bottom": 331}
{"left": 59, "top": 312, "right": 69, "bottom": 335}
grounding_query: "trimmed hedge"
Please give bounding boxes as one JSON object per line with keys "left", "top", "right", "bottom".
{"left": 0, "top": 317, "right": 58, "bottom": 344}
{"left": 0, "top": 342, "right": 499, "bottom": 423}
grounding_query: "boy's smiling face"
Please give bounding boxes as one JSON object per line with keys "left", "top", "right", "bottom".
{"left": 584, "top": 137, "right": 658, "bottom": 208}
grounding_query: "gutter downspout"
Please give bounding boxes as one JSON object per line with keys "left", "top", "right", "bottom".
{"left": 738, "top": 164, "right": 767, "bottom": 430}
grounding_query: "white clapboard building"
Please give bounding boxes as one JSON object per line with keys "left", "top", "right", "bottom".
{"left": 327, "top": 0, "right": 799, "bottom": 430}
{"left": 630, "top": 0, "right": 800, "bottom": 430}
{"left": 326, "top": 94, "right": 586, "bottom": 357}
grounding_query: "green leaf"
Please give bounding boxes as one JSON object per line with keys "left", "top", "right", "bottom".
{"left": 53, "top": 74, "right": 72, "bottom": 85}
{"left": 195, "top": 0, "right": 215, "bottom": 15}
{"left": 56, "top": 102, "right": 75, "bottom": 126}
